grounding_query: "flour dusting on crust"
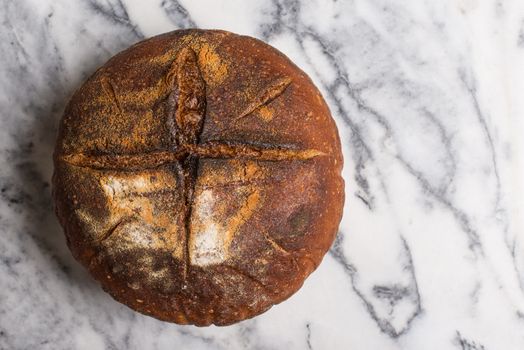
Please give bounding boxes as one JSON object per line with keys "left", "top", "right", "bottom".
{"left": 190, "top": 189, "right": 227, "bottom": 266}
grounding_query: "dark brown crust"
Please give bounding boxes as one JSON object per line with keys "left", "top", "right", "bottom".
{"left": 52, "top": 29, "right": 344, "bottom": 326}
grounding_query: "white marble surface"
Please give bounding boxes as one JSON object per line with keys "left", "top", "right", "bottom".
{"left": 1, "top": 0, "right": 524, "bottom": 349}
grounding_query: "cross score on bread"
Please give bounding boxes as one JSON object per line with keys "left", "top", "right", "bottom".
{"left": 60, "top": 48, "right": 324, "bottom": 279}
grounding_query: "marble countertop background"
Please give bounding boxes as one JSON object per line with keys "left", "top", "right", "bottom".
{"left": 2, "top": 0, "right": 524, "bottom": 349}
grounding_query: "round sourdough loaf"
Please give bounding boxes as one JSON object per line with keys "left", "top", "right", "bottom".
{"left": 53, "top": 29, "right": 344, "bottom": 326}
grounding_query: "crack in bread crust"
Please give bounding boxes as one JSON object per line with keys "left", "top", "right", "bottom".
{"left": 61, "top": 144, "right": 324, "bottom": 170}
{"left": 236, "top": 76, "right": 292, "bottom": 120}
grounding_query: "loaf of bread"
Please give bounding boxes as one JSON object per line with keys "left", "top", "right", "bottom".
{"left": 53, "top": 29, "right": 344, "bottom": 326}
